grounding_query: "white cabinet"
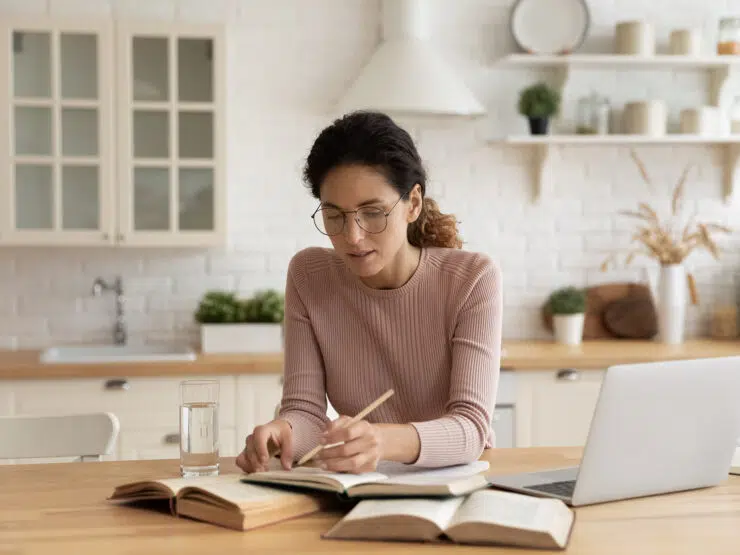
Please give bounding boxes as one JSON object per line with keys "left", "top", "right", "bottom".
{"left": 0, "top": 19, "right": 115, "bottom": 246}
{"left": 0, "top": 19, "right": 225, "bottom": 247}
{"left": 3, "top": 373, "right": 258, "bottom": 462}
{"left": 235, "top": 374, "right": 284, "bottom": 451}
{"left": 492, "top": 406, "right": 515, "bottom": 448}
{"left": 115, "top": 23, "right": 226, "bottom": 247}
{"left": 515, "top": 369, "right": 605, "bottom": 448}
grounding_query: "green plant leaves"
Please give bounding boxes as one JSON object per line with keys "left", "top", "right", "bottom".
{"left": 194, "top": 289, "right": 285, "bottom": 324}
{"left": 547, "top": 286, "right": 587, "bottom": 315}
{"left": 518, "top": 81, "right": 561, "bottom": 118}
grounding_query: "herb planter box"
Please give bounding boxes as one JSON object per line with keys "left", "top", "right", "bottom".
{"left": 200, "top": 323, "right": 283, "bottom": 354}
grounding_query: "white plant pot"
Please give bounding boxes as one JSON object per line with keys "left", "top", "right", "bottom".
{"left": 200, "top": 323, "right": 283, "bottom": 354}
{"left": 553, "top": 313, "right": 585, "bottom": 346}
{"left": 656, "top": 264, "right": 687, "bottom": 344}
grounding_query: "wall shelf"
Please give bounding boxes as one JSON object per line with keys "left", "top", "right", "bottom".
{"left": 499, "top": 53, "right": 740, "bottom": 69}
{"left": 498, "top": 134, "right": 740, "bottom": 145}
{"left": 498, "top": 54, "right": 740, "bottom": 108}
{"left": 489, "top": 135, "right": 740, "bottom": 205}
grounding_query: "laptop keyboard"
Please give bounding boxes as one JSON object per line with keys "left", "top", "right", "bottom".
{"left": 524, "top": 480, "right": 576, "bottom": 497}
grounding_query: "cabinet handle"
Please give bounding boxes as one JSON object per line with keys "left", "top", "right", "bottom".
{"left": 163, "top": 433, "right": 180, "bottom": 445}
{"left": 102, "top": 232, "right": 109, "bottom": 240}
{"left": 556, "top": 369, "right": 579, "bottom": 381}
{"left": 104, "top": 379, "right": 130, "bottom": 391}
{"left": 117, "top": 233, "right": 125, "bottom": 241}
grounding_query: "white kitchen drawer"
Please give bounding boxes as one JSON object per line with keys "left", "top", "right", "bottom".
{"left": 236, "top": 374, "right": 283, "bottom": 446}
{"left": 9, "top": 376, "right": 237, "bottom": 429}
{"left": 118, "top": 427, "right": 237, "bottom": 461}
{"left": 492, "top": 406, "right": 515, "bottom": 449}
{"left": 0, "top": 383, "right": 14, "bottom": 416}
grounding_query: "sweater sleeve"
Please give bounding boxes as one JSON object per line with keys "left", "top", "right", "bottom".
{"left": 409, "top": 259, "right": 503, "bottom": 467}
{"left": 277, "top": 253, "right": 330, "bottom": 461}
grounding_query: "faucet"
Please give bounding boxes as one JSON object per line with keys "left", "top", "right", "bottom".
{"left": 92, "top": 276, "right": 127, "bottom": 345}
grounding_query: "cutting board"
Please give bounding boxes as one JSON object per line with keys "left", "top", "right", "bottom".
{"left": 542, "top": 282, "right": 657, "bottom": 340}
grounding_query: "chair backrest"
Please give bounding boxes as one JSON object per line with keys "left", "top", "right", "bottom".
{"left": 0, "top": 412, "right": 120, "bottom": 461}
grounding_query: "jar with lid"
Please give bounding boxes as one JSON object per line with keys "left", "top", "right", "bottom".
{"left": 576, "top": 92, "right": 610, "bottom": 135}
{"left": 717, "top": 17, "right": 740, "bottom": 55}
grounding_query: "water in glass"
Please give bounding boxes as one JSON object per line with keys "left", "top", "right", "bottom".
{"left": 180, "top": 380, "right": 219, "bottom": 477}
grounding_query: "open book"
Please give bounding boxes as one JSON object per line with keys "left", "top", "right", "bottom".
{"left": 324, "top": 488, "right": 575, "bottom": 550}
{"left": 108, "top": 473, "right": 324, "bottom": 531}
{"left": 242, "top": 460, "right": 490, "bottom": 498}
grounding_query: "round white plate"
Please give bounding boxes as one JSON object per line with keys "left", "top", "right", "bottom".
{"left": 510, "top": 0, "right": 590, "bottom": 55}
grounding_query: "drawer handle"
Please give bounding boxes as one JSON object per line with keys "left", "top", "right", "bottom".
{"left": 104, "top": 379, "right": 130, "bottom": 391}
{"left": 556, "top": 369, "right": 579, "bottom": 381}
{"left": 163, "top": 433, "right": 180, "bottom": 445}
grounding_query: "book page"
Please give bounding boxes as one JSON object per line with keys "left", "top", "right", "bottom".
{"left": 182, "top": 477, "right": 310, "bottom": 509}
{"left": 246, "top": 465, "right": 389, "bottom": 490}
{"left": 375, "top": 460, "right": 490, "bottom": 486}
{"left": 246, "top": 460, "right": 488, "bottom": 491}
{"left": 449, "top": 489, "right": 557, "bottom": 531}
{"left": 343, "top": 497, "right": 465, "bottom": 530}
{"left": 157, "top": 473, "right": 244, "bottom": 495}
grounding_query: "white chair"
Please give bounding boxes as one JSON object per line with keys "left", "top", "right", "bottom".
{"left": 0, "top": 412, "right": 120, "bottom": 462}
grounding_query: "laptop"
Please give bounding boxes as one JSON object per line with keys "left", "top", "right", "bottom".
{"left": 487, "top": 356, "right": 740, "bottom": 506}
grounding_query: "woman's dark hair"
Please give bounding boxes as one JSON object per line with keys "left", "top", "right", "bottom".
{"left": 303, "top": 111, "right": 462, "bottom": 249}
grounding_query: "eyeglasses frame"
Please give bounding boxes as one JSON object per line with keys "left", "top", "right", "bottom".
{"left": 310, "top": 193, "right": 408, "bottom": 236}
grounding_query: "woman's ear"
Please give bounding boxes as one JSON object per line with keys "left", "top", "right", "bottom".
{"left": 407, "top": 184, "right": 423, "bottom": 222}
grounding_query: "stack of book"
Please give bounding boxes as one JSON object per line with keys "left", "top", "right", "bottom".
{"left": 109, "top": 459, "right": 575, "bottom": 550}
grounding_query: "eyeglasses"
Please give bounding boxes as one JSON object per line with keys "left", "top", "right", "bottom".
{"left": 311, "top": 195, "right": 406, "bottom": 236}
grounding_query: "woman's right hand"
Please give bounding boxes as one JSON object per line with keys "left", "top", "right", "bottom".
{"left": 235, "top": 418, "right": 293, "bottom": 473}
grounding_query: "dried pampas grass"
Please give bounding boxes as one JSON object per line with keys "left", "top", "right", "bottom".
{"left": 601, "top": 149, "right": 732, "bottom": 271}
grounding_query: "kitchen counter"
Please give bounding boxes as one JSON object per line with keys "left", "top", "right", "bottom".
{"left": 1, "top": 339, "right": 739, "bottom": 380}
{"left": 499, "top": 338, "right": 740, "bottom": 370}
{"left": 0, "top": 350, "right": 284, "bottom": 380}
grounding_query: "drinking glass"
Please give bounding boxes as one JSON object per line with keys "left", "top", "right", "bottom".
{"left": 180, "top": 380, "right": 219, "bottom": 477}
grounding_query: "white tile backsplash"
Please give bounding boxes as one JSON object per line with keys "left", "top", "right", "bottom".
{"left": 1, "top": 0, "right": 739, "bottom": 347}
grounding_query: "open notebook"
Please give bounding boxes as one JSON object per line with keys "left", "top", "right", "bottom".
{"left": 109, "top": 473, "right": 325, "bottom": 531}
{"left": 242, "top": 460, "right": 490, "bottom": 498}
{"left": 324, "top": 488, "right": 575, "bottom": 550}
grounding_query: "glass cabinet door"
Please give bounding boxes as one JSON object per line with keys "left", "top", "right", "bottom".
{"left": 119, "top": 26, "right": 223, "bottom": 246}
{"left": 5, "top": 23, "right": 113, "bottom": 244}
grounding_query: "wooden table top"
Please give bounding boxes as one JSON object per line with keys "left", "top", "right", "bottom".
{"left": 2, "top": 339, "right": 740, "bottom": 379}
{"left": 2, "top": 447, "right": 739, "bottom": 554}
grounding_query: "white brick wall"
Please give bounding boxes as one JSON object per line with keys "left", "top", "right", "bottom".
{"left": 1, "top": 0, "right": 740, "bottom": 348}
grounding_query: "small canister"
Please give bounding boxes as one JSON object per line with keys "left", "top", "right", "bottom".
{"left": 623, "top": 100, "right": 666, "bottom": 136}
{"left": 669, "top": 28, "right": 702, "bottom": 56}
{"left": 680, "top": 106, "right": 720, "bottom": 135}
{"left": 615, "top": 20, "right": 655, "bottom": 55}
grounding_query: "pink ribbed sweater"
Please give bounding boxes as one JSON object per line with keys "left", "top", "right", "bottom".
{"left": 278, "top": 246, "right": 503, "bottom": 468}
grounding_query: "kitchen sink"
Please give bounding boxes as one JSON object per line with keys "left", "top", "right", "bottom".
{"left": 39, "top": 344, "right": 197, "bottom": 364}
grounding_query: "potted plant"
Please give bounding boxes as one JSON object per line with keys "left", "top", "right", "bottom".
{"left": 546, "top": 286, "right": 587, "bottom": 346}
{"left": 195, "top": 289, "right": 285, "bottom": 354}
{"left": 518, "top": 82, "right": 561, "bottom": 135}
{"left": 601, "top": 150, "right": 732, "bottom": 344}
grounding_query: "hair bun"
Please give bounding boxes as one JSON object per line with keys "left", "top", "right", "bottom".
{"left": 408, "top": 196, "right": 462, "bottom": 249}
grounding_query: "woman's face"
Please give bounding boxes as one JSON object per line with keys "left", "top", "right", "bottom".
{"left": 318, "top": 164, "right": 421, "bottom": 279}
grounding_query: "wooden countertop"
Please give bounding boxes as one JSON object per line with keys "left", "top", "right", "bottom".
{"left": 0, "top": 350, "right": 284, "bottom": 380}
{"left": 1, "top": 339, "right": 740, "bottom": 380}
{"left": 2, "top": 447, "right": 739, "bottom": 554}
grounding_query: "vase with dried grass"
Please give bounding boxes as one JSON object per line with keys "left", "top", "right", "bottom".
{"left": 601, "top": 150, "right": 732, "bottom": 344}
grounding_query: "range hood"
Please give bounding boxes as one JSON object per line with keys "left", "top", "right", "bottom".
{"left": 336, "top": 0, "right": 486, "bottom": 117}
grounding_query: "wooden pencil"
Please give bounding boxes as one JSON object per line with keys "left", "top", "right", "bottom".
{"left": 296, "top": 388, "right": 395, "bottom": 467}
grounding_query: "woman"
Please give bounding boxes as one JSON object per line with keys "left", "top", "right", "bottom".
{"left": 236, "top": 111, "right": 502, "bottom": 474}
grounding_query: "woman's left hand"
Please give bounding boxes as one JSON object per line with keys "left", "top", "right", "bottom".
{"left": 313, "top": 416, "right": 384, "bottom": 473}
